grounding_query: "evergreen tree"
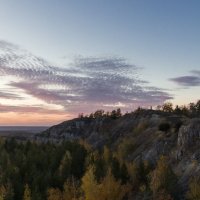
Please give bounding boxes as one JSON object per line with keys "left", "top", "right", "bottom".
{"left": 59, "top": 151, "right": 72, "bottom": 181}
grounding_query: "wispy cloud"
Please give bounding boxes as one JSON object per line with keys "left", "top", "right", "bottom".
{"left": 0, "top": 40, "right": 172, "bottom": 114}
{"left": 0, "top": 91, "right": 22, "bottom": 99}
{"left": 0, "top": 103, "right": 66, "bottom": 114}
{"left": 169, "top": 70, "right": 200, "bottom": 87}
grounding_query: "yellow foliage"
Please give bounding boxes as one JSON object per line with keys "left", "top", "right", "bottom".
{"left": 81, "top": 167, "right": 100, "bottom": 200}
{"left": 0, "top": 185, "right": 6, "bottom": 200}
{"left": 23, "top": 184, "right": 31, "bottom": 200}
{"left": 150, "top": 156, "right": 177, "bottom": 198}
{"left": 186, "top": 177, "right": 200, "bottom": 200}
{"left": 99, "top": 169, "right": 129, "bottom": 200}
{"left": 63, "top": 178, "right": 80, "bottom": 200}
{"left": 126, "top": 162, "right": 139, "bottom": 186}
{"left": 81, "top": 167, "right": 129, "bottom": 200}
{"left": 79, "top": 139, "right": 92, "bottom": 152}
{"left": 47, "top": 188, "right": 63, "bottom": 200}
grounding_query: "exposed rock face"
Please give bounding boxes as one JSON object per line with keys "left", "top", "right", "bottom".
{"left": 36, "top": 117, "right": 108, "bottom": 145}
{"left": 174, "top": 119, "right": 200, "bottom": 192}
{"left": 177, "top": 119, "right": 200, "bottom": 151}
{"left": 37, "top": 110, "right": 200, "bottom": 192}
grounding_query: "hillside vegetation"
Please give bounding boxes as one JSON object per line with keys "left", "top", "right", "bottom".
{"left": 0, "top": 100, "right": 200, "bottom": 200}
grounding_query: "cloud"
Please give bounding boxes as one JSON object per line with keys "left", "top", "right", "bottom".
{"left": 169, "top": 70, "right": 200, "bottom": 86}
{"left": 190, "top": 70, "right": 200, "bottom": 76}
{"left": 0, "top": 40, "right": 172, "bottom": 114}
{"left": 0, "top": 103, "right": 66, "bottom": 114}
{"left": 0, "top": 91, "right": 23, "bottom": 99}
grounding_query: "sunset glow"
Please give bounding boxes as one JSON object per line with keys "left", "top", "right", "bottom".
{"left": 0, "top": 1, "right": 199, "bottom": 125}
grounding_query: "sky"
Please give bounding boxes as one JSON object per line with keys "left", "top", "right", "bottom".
{"left": 0, "top": 0, "right": 199, "bottom": 125}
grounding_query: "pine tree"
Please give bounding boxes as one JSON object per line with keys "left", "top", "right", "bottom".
{"left": 59, "top": 151, "right": 72, "bottom": 181}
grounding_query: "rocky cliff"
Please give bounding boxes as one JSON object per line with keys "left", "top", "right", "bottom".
{"left": 37, "top": 110, "right": 200, "bottom": 192}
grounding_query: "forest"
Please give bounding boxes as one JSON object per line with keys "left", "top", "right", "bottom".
{"left": 0, "top": 139, "right": 199, "bottom": 200}
{"left": 0, "top": 100, "right": 200, "bottom": 200}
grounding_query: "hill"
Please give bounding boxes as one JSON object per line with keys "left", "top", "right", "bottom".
{"left": 37, "top": 108, "right": 200, "bottom": 196}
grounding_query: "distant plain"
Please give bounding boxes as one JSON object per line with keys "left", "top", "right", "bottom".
{"left": 0, "top": 126, "right": 48, "bottom": 137}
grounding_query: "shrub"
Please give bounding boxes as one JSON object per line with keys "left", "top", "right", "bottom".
{"left": 159, "top": 122, "right": 170, "bottom": 132}
{"left": 174, "top": 121, "right": 182, "bottom": 132}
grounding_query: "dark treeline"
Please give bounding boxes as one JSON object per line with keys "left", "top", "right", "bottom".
{"left": 78, "top": 108, "right": 122, "bottom": 119}
{"left": 0, "top": 139, "right": 87, "bottom": 200}
{"left": 78, "top": 100, "right": 200, "bottom": 119}
{"left": 156, "top": 100, "right": 200, "bottom": 117}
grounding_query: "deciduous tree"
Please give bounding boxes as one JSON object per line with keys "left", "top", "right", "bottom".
{"left": 150, "top": 156, "right": 177, "bottom": 198}
{"left": 187, "top": 176, "right": 200, "bottom": 200}
{"left": 23, "top": 184, "right": 31, "bottom": 200}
